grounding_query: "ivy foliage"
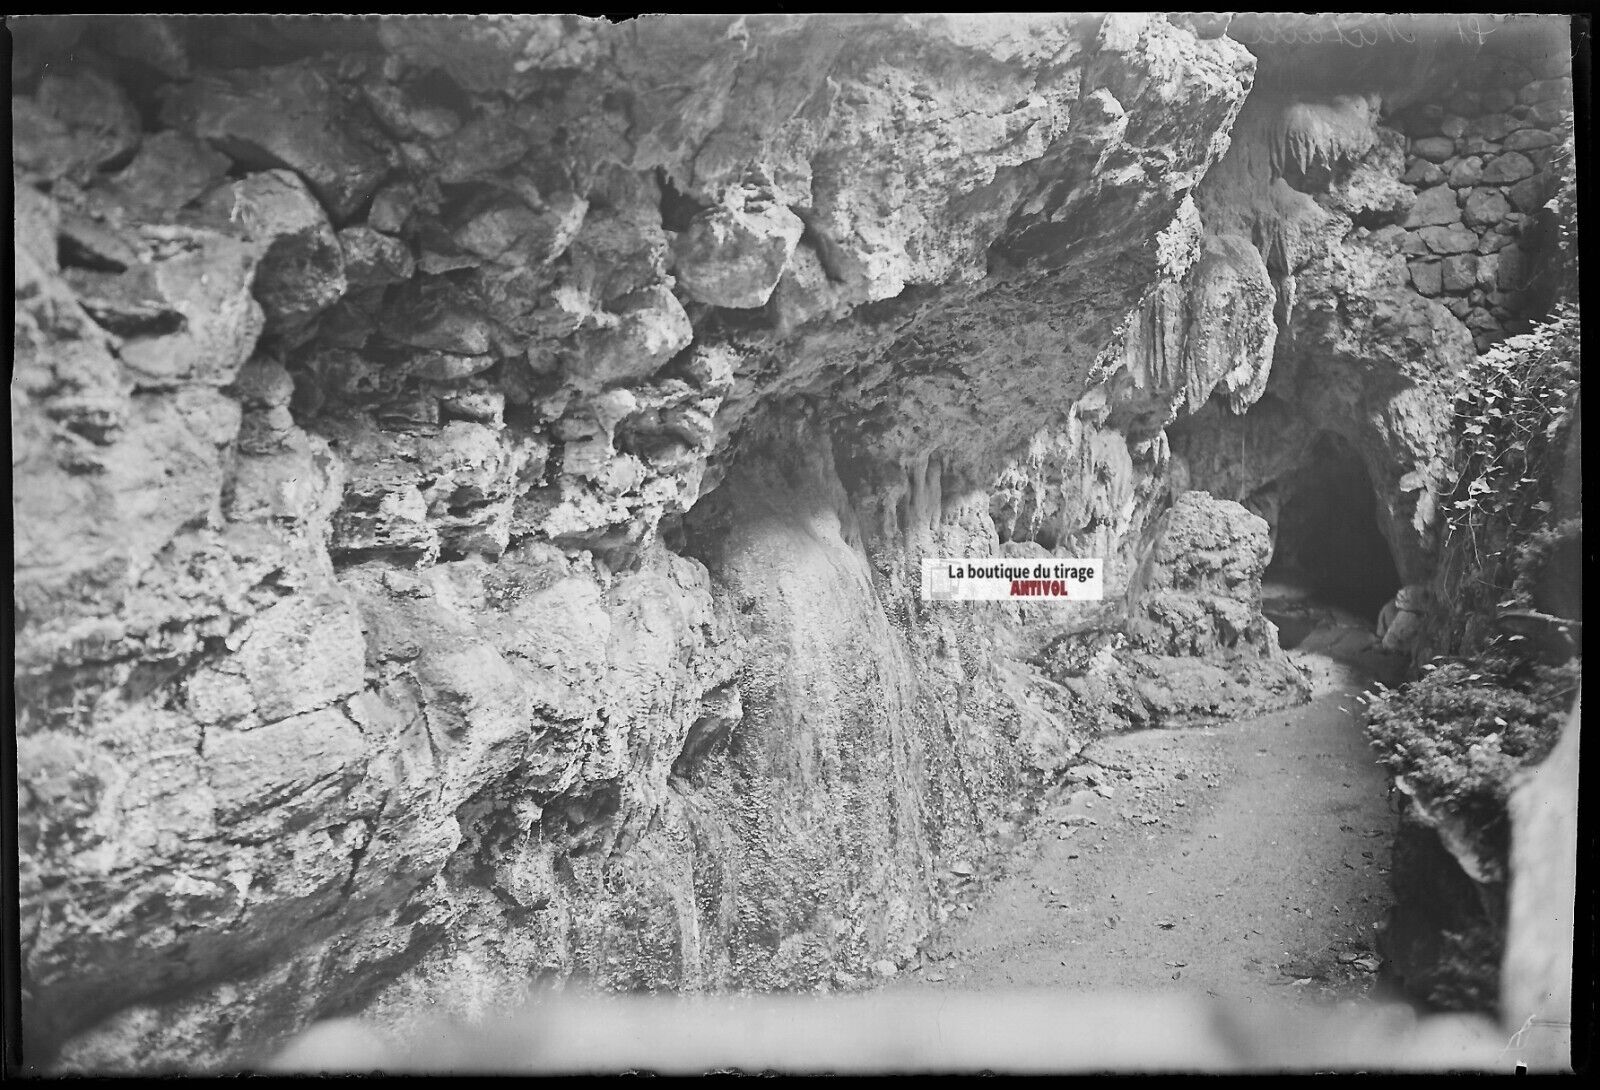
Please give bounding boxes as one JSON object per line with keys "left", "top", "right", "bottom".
{"left": 1431, "top": 306, "right": 1581, "bottom": 654}
{"left": 1365, "top": 653, "right": 1579, "bottom": 860}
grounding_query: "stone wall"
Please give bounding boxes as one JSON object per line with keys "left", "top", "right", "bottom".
{"left": 1394, "top": 55, "right": 1571, "bottom": 353}
{"left": 1171, "top": 23, "right": 1574, "bottom": 619}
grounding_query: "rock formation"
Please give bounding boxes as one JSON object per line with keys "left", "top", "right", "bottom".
{"left": 10, "top": 13, "right": 1576, "bottom": 1071}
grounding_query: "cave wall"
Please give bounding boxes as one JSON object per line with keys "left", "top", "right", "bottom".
{"left": 10, "top": 13, "right": 1574, "bottom": 1071}
{"left": 1168, "top": 21, "right": 1574, "bottom": 615}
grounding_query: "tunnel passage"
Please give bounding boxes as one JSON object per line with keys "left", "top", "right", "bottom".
{"left": 1264, "top": 432, "right": 1402, "bottom": 621}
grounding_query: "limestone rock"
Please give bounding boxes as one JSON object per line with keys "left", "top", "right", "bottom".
{"left": 197, "top": 170, "right": 348, "bottom": 335}
{"left": 1407, "top": 260, "right": 1443, "bottom": 296}
{"left": 1401, "top": 185, "right": 1461, "bottom": 228}
{"left": 1446, "top": 157, "right": 1482, "bottom": 188}
{"left": 1525, "top": 100, "right": 1568, "bottom": 127}
{"left": 85, "top": 15, "right": 193, "bottom": 80}
{"left": 1410, "top": 136, "right": 1455, "bottom": 163}
{"left": 1501, "top": 128, "right": 1557, "bottom": 152}
{"left": 360, "top": 80, "right": 463, "bottom": 142}
{"left": 1441, "top": 255, "right": 1477, "bottom": 294}
{"left": 568, "top": 284, "right": 694, "bottom": 387}
{"left": 1466, "top": 113, "right": 1518, "bottom": 141}
{"left": 1480, "top": 151, "right": 1536, "bottom": 184}
{"left": 1501, "top": 697, "right": 1578, "bottom": 1070}
{"left": 380, "top": 281, "right": 495, "bottom": 356}
{"left": 28, "top": 69, "right": 143, "bottom": 178}
{"left": 110, "top": 227, "right": 267, "bottom": 390}
{"left": 431, "top": 114, "right": 531, "bottom": 185}
{"left": 338, "top": 226, "right": 415, "bottom": 288}
{"left": 1519, "top": 76, "right": 1572, "bottom": 105}
{"left": 1182, "top": 234, "right": 1277, "bottom": 414}
{"left": 1417, "top": 224, "right": 1477, "bottom": 255}
{"left": 18, "top": 12, "right": 1565, "bottom": 1075}
{"left": 1131, "top": 491, "right": 1289, "bottom": 664}
{"left": 1461, "top": 187, "right": 1512, "bottom": 230}
{"left": 1506, "top": 175, "right": 1550, "bottom": 213}
{"left": 670, "top": 197, "right": 807, "bottom": 309}
{"left": 103, "top": 132, "right": 233, "bottom": 217}
{"left": 161, "top": 63, "right": 394, "bottom": 221}
{"left": 1400, "top": 158, "right": 1445, "bottom": 187}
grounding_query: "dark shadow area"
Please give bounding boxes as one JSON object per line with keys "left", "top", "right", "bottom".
{"left": 1267, "top": 433, "right": 1402, "bottom": 621}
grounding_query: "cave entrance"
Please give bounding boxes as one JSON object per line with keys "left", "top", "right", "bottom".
{"left": 1264, "top": 432, "right": 1402, "bottom": 625}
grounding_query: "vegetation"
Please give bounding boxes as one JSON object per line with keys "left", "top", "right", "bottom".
{"left": 1366, "top": 653, "right": 1579, "bottom": 860}
{"left": 1440, "top": 308, "right": 1579, "bottom": 602}
{"left": 1365, "top": 123, "right": 1580, "bottom": 1013}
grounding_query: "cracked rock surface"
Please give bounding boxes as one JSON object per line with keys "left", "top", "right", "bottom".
{"left": 10, "top": 13, "right": 1573, "bottom": 1072}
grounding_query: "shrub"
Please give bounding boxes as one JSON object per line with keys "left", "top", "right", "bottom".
{"left": 1365, "top": 653, "right": 1579, "bottom": 860}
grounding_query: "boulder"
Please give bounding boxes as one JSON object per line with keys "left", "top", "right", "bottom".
{"left": 161, "top": 64, "right": 394, "bottom": 221}
{"left": 104, "top": 131, "right": 233, "bottom": 217}
{"left": 1466, "top": 113, "right": 1518, "bottom": 141}
{"left": 1461, "top": 187, "right": 1512, "bottom": 229}
{"left": 1473, "top": 254, "right": 1500, "bottom": 290}
{"left": 338, "top": 226, "right": 416, "bottom": 288}
{"left": 1497, "top": 245, "right": 1530, "bottom": 291}
{"left": 1417, "top": 224, "right": 1477, "bottom": 255}
{"left": 1400, "top": 159, "right": 1446, "bottom": 187}
{"left": 1441, "top": 254, "right": 1477, "bottom": 294}
{"left": 1480, "top": 152, "right": 1536, "bottom": 184}
{"left": 1501, "top": 128, "right": 1558, "bottom": 152}
{"left": 670, "top": 198, "right": 808, "bottom": 309}
{"left": 568, "top": 284, "right": 694, "bottom": 386}
{"left": 1506, "top": 175, "right": 1549, "bottom": 213}
{"left": 1526, "top": 100, "right": 1569, "bottom": 126}
{"left": 108, "top": 228, "right": 267, "bottom": 389}
{"left": 34, "top": 69, "right": 142, "bottom": 174}
{"left": 1410, "top": 135, "right": 1456, "bottom": 163}
{"left": 1447, "top": 157, "right": 1483, "bottom": 188}
{"left": 1407, "top": 259, "right": 1443, "bottom": 295}
{"left": 430, "top": 114, "right": 531, "bottom": 185}
{"left": 1519, "top": 76, "right": 1572, "bottom": 105}
{"left": 380, "top": 281, "right": 496, "bottom": 356}
{"left": 196, "top": 170, "right": 348, "bottom": 335}
{"left": 1401, "top": 185, "right": 1461, "bottom": 228}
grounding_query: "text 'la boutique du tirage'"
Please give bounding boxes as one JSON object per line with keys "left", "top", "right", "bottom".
{"left": 921, "top": 559, "right": 1104, "bottom": 601}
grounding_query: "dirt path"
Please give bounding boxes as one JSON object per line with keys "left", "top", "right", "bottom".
{"left": 890, "top": 614, "right": 1412, "bottom": 1010}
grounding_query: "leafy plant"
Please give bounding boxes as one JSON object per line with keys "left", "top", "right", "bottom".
{"left": 1443, "top": 311, "right": 1578, "bottom": 563}
{"left": 1365, "top": 653, "right": 1579, "bottom": 859}
{"left": 1429, "top": 308, "right": 1580, "bottom": 663}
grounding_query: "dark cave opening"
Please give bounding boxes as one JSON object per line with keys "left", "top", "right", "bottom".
{"left": 1265, "top": 433, "right": 1403, "bottom": 621}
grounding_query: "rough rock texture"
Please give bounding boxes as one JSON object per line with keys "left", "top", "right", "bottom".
{"left": 1170, "top": 21, "right": 1572, "bottom": 629}
{"left": 9, "top": 12, "right": 1575, "bottom": 1072}
{"left": 1500, "top": 696, "right": 1578, "bottom": 1069}
{"left": 1035, "top": 492, "right": 1307, "bottom": 734}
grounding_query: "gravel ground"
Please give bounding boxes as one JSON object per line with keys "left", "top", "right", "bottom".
{"left": 888, "top": 614, "right": 1416, "bottom": 1010}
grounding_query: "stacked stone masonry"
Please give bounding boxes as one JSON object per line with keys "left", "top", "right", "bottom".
{"left": 1392, "top": 55, "right": 1570, "bottom": 353}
